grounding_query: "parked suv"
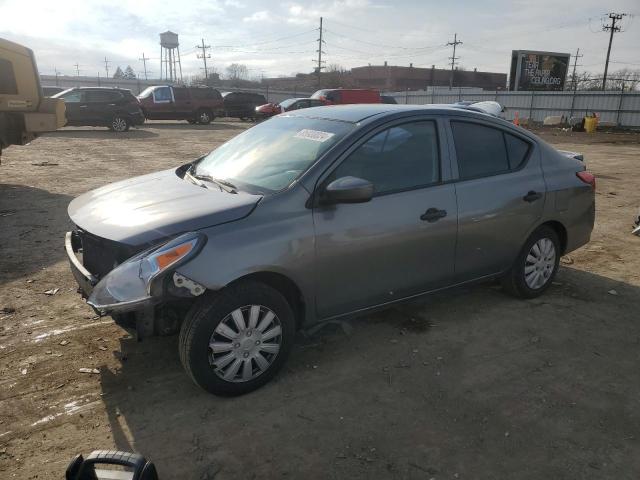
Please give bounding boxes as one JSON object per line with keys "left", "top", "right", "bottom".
{"left": 52, "top": 87, "right": 144, "bottom": 132}
{"left": 65, "top": 104, "right": 595, "bottom": 396}
{"left": 138, "top": 85, "right": 223, "bottom": 124}
{"left": 221, "top": 91, "right": 267, "bottom": 120}
{"left": 311, "top": 88, "right": 381, "bottom": 104}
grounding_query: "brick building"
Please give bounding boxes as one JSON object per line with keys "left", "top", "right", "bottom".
{"left": 350, "top": 64, "right": 507, "bottom": 91}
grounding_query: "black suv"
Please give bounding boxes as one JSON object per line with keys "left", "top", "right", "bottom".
{"left": 221, "top": 92, "right": 267, "bottom": 120}
{"left": 52, "top": 87, "right": 145, "bottom": 132}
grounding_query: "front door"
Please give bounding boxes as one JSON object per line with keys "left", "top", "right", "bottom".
{"left": 313, "top": 119, "right": 457, "bottom": 319}
{"left": 150, "top": 86, "right": 175, "bottom": 119}
{"left": 449, "top": 120, "right": 546, "bottom": 281}
{"left": 60, "top": 90, "right": 86, "bottom": 125}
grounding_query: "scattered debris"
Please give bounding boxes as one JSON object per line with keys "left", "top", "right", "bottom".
{"left": 530, "top": 336, "right": 540, "bottom": 343}
{"left": 0, "top": 210, "right": 16, "bottom": 217}
{"left": 98, "top": 346, "right": 107, "bottom": 351}
{"left": 21, "top": 368, "right": 27, "bottom": 375}
{"left": 560, "top": 256, "right": 574, "bottom": 265}
{"left": 504, "top": 431, "right": 510, "bottom": 437}
{"left": 30, "top": 161, "right": 59, "bottom": 166}
{"left": 78, "top": 368, "right": 100, "bottom": 374}
{"left": 608, "top": 289, "right": 619, "bottom": 296}
{"left": 1, "top": 307, "right": 16, "bottom": 314}
{"left": 59, "top": 340, "right": 69, "bottom": 346}
{"left": 43, "top": 288, "right": 59, "bottom": 296}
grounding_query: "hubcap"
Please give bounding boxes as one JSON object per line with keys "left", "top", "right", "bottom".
{"left": 200, "top": 112, "right": 210, "bottom": 123}
{"left": 208, "top": 305, "right": 282, "bottom": 383}
{"left": 524, "top": 238, "right": 556, "bottom": 289}
{"left": 112, "top": 117, "right": 127, "bottom": 131}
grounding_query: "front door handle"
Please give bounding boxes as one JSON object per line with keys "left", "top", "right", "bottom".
{"left": 523, "top": 191, "right": 542, "bottom": 203}
{"left": 420, "top": 208, "right": 447, "bottom": 222}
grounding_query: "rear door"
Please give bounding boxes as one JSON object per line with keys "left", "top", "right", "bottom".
{"left": 313, "top": 118, "right": 457, "bottom": 318}
{"left": 84, "top": 90, "right": 118, "bottom": 124}
{"left": 449, "top": 119, "right": 544, "bottom": 281}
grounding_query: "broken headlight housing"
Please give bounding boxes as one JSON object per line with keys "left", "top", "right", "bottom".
{"left": 87, "top": 232, "right": 206, "bottom": 313}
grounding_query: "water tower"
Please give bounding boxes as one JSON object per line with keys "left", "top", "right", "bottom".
{"left": 160, "top": 31, "right": 183, "bottom": 83}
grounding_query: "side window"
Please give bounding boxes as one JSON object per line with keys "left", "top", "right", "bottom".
{"left": 326, "top": 91, "right": 340, "bottom": 102}
{"left": 0, "top": 59, "right": 18, "bottom": 94}
{"left": 504, "top": 133, "right": 530, "bottom": 169}
{"left": 173, "top": 88, "right": 189, "bottom": 101}
{"left": 331, "top": 121, "right": 440, "bottom": 195}
{"left": 153, "top": 87, "right": 172, "bottom": 103}
{"left": 86, "top": 90, "right": 119, "bottom": 103}
{"left": 62, "top": 90, "right": 84, "bottom": 103}
{"left": 451, "top": 121, "right": 509, "bottom": 179}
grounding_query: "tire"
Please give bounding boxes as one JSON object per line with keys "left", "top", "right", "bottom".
{"left": 196, "top": 109, "right": 213, "bottom": 125}
{"left": 501, "top": 225, "right": 560, "bottom": 299}
{"left": 109, "top": 115, "right": 130, "bottom": 132}
{"left": 179, "top": 281, "right": 296, "bottom": 396}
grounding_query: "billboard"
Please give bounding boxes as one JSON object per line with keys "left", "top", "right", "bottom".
{"left": 509, "top": 50, "right": 570, "bottom": 91}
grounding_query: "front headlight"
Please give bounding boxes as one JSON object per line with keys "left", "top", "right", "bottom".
{"left": 87, "top": 232, "right": 206, "bottom": 313}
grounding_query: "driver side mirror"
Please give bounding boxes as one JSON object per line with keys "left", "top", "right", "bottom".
{"left": 323, "top": 176, "right": 373, "bottom": 204}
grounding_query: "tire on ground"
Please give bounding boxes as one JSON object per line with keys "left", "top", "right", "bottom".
{"left": 501, "top": 225, "right": 561, "bottom": 299}
{"left": 179, "top": 281, "right": 296, "bottom": 396}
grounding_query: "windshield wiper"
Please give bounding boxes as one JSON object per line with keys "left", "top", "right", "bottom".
{"left": 192, "top": 174, "right": 238, "bottom": 194}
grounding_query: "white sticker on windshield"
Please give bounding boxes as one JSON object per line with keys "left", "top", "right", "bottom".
{"left": 294, "top": 129, "right": 335, "bottom": 142}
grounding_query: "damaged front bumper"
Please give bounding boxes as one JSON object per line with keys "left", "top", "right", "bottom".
{"left": 65, "top": 230, "right": 206, "bottom": 316}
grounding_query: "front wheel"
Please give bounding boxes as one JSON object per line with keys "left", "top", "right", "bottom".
{"left": 179, "top": 281, "right": 296, "bottom": 396}
{"left": 501, "top": 226, "right": 560, "bottom": 299}
{"left": 109, "top": 115, "right": 130, "bottom": 132}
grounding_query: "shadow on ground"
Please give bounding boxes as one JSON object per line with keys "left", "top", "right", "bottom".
{"left": 141, "top": 121, "right": 250, "bottom": 131}
{"left": 0, "top": 184, "right": 73, "bottom": 284}
{"left": 46, "top": 129, "right": 159, "bottom": 139}
{"left": 98, "top": 267, "right": 640, "bottom": 479}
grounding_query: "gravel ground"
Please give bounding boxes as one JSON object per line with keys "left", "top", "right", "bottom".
{"left": 1, "top": 121, "right": 639, "bottom": 479}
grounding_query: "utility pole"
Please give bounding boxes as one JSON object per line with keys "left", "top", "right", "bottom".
{"left": 74, "top": 63, "right": 80, "bottom": 77}
{"left": 447, "top": 33, "right": 462, "bottom": 89}
{"left": 104, "top": 57, "right": 110, "bottom": 78}
{"left": 570, "top": 48, "right": 583, "bottom": 91}
{"left": 54, "top": 67, "right": 60, "bottom": 86}
{"left": 313, "top": 17, "right": 326, "bottom": 87}
{"left": 195, "top": 39, "right": 211, "bottom": 80}
{"left": 602, "top": 12, "right": 626, "bottom": 90}
{"left": 139, "top": 53, "right": 149, "bottom": 80}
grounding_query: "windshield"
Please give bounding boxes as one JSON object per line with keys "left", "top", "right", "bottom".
{"left": 278, "top": 98, "right": 298, "bottom": 109}
{"left": 195, "top": 116, "right": 353, "bottom": 192}
{"left": 138, "top": 86, "right": 154, "bottom": 98}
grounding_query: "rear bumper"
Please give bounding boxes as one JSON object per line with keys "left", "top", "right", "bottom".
{"left": 129, "top": 111, "right": 145, "bottom": 125}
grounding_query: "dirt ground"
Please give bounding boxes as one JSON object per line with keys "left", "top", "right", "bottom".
{"left": 1, "top": 121, "right": 639, "bottom": 479}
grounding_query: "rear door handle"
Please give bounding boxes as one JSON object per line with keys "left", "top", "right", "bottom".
{"left": 523, "top": 191, "right": 542, "bottom": 202}
{"left": 420, "top": 208, "right": 447, "bottom": 222}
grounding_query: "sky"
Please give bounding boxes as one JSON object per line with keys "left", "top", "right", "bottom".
{"left": 0, "top": 0, "right": 638, "bottom": 81}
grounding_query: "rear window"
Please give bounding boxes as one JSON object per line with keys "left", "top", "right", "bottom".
{"left": 0, "top": 59, "right": 18, "bottom": 94}
{"left": 173, "top": 87, "right": 189, "bottom": 101}
{"left": 505, "top": 133, "right": 530, "bottom": 169}
{"left": 451, "top": 121, "right": 509, "bottom": 179}
{"left": 190, "top": 88, "right": 222, "bottom": 100}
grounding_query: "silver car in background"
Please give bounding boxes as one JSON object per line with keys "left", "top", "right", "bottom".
{"left": 65, "top": 104, "right": 596, "bottom": 395}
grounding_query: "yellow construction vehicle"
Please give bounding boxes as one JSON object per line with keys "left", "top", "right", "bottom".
{"left": 0, "top": 37, "right": 65, "bottom": 158}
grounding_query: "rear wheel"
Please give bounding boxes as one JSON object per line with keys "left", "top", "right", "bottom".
{"left": 109, "top": 115, "right": 130, "bottom": 132}
{"left": 196, "top": 109, "right": 213, "bottom": 125}
{"left": 501, "top": 226, "right": 560, "bottom": 298}
{"left": 179, "top": 281, "right": 295, "bottom": 396}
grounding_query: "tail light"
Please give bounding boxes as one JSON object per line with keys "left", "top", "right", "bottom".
{"left": 576, "top": 171, "right": 596, "bottom": 189}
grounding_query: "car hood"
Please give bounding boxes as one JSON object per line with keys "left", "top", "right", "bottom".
{"left": 68, "top": 168, "right": 262, "bottom": 245}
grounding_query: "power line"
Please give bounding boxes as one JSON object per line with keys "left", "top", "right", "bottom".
{"left": 447, "top": 33, "right": 462, "bottom": 89}
{"left": 602, "top": 12, "right": 627, "bottom": 90}
{"left": 139, "top": 53, "right": 149, "bottom": 80}
{"left": 196, "top": 38, "right": 211, "bottom": 79}
{"left": 74, "top": 62, "right": 80, "bottom": 77}
{"left": 103, "top": 57, "right": 110, "bottom": 78}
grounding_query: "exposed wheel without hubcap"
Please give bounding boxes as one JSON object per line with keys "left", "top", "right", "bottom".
{"left": 112, "top": 117, "right": 128, "bottom": 132}
{"left": 524, "top": 238, "right": 556, "bottom": 289}
{"left": 209, "top": 305, "right": 282, "bottom": 383}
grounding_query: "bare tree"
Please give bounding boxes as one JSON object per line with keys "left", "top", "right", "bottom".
{"left": 226, "top": 64, "right": 248, "bottom": 86}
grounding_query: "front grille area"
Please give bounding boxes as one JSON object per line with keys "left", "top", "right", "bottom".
{"left": 75, "top": 229, "right": 140, "bottom": 279}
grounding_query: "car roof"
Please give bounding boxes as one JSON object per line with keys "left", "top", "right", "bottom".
{"left": 282, "top": 103, "right": 513, "bottom": 125}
